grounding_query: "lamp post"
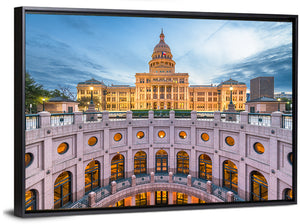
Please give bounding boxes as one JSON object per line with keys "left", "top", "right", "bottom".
{"left": 42, "top": 98, "right": 45, "bottom": 111}
{"left": 90, "top": 87, "right": 94, "bottom": 105}
{"left": 277, "top": 98, "right": 281, "bottom": 111}
{"left": 229, "top": 86, "right": 233, "bottom": 105}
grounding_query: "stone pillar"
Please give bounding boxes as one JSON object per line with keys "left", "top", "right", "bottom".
{"left": 38, "top": 111, "right": 51, "bottom": 128}
{"left": 131, "top": 175, "right": 136, "bottom": 187}
{"left": 150, "top": 172, "right": 155, "bottom": 183}
{"left": 88, "top": 191, "right": 96, "bottom": 207}
{"left": 111, "top": 181, "right": 117, "bottom": 194}
{"left": 148, "top": 110, "right": 154, "bottom": 120}
{"left": 226, "top": 191, "right": 234, "bottom": 202}
{"left": 150, "top": 192, "right": 155, "bottom": 205}
{"left": 131, "top": 196, "right": 136, "bottom": 206}
{"left": 207, "top": 181, "right": 212, "bottom": 194}
{"left": 213, "top": 111, "right": 221, "bottom": 122}
{"left": 42, "top": 137, "right": 53, "bottom": 209}
{"left": 187, "top": 175, "right": 192, "bottom": 187}
{"left": 271, "top": 111, "right": 283, "bottom": 128}
{"left": 170, "top": 110, "right": 175, "bottom": 119}
{"left": 102, "top": 110, "right": 109, "bottom": 122}
{"left": 191, "top": 110, "right": 197, "bottom": 121}
{"left": 169, "top": 172, "right": 173, "bottom": 183}
{"left": 240, "top": 111, "right": 249, "bottom": 124}
{"left": 73, "top": 111, "right": 83, "bottom": 124}
{"left": 168, "top": 191, "right": 173, "bottom": 205}
{"left": 188, "top": 195, "right": 192, "bottom": 204}
{"left": 126, "top": 110, "right": 132, "bottom": 120}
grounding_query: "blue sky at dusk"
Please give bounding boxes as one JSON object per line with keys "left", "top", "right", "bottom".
{"left": 25, "top": 14, "right": 293, "bottom": 94}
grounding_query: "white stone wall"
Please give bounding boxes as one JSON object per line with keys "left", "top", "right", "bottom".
{"left": 25, "top": 111, "right": 293, "bottom": 209}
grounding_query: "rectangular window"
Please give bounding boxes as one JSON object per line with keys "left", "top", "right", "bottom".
{"left": 197, "top": 92, "right": 205, "bottom": 96}
{"left": 81, "top": 90, "right": 85, "bottom": 94}
{"left": 140, "top": 79, "right": 145, "bottom": 83}
{"left": 179, "top": 78, "right": 184, "bottom": 83}
{"left": 179, "top": 87, "right": 184, "bottom": 92}
{"left": 112, "top": 97, "right": 116, "bottom": 102}
{"left": 160, "top": 94, "right": 165, "bottom": 99}
{"left": 179, "top": 94, "right": 184, "bottom": 100}
{"left": 208, "top": 92, "right": 212, "bottom": 96}
{"left": 239, "top": 90, "right": 243, "bottom": 94}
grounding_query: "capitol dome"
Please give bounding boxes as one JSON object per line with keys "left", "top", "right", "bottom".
{"left": 153, "top": 30, "right": 171, "bottom": 53}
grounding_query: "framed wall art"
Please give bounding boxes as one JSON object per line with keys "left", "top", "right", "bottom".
{"left": 14, "top": 6, "right": 297, "bottom": 217}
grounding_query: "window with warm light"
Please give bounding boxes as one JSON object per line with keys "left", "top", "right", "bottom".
{"left": 253, "top": 142, "right": 265, "bottom": 154}
{"left": 158, "top": 130, "right": 166, "bottom": 138}
{"left": 54, "top": 171, "right": 72, "bottom": 209}
{"left": 250, "top": 171, "right": 268, "bottom": 201}
{"left": 85, "top": 160, "right": 100, "bottom": 194}
{"left": 25, "top": 153, "right": 33, "bottom": 168}
{"left": 111, "top": 154, "right": 124, "bottom": 181}
{"left": 135, "top": 193, "right": 147, "bottom": 206}
{"left": 223, "top": 160, "right": 238, "bottom": 193}
{"left": 225, "top": 136, "right": 235, "bottom": 146}
{"left": 25, "top": 190, "right": 36, "bottom": 211}
{"left": 114, "top": 133, "right": 122, "bottom": 142}
{"left": 88, "top": 136, "right": 98, "bottom": 146}
{"left": 134, "top": 151, "right": 147, "bottom": 175}
{"left": 155, "top": 150, "right": 168, "bottom": 173}
{"left": 57, "top": 142, "right": 69, "bottom": 154}
{"left": 199, "top": 154, "right": 212, "bottom": 181}
{"left": 177, "top": 151, "right": 189, "bottom": 175}
{"left": 201, "top": 133, "right": 209, "bottom": 142}
{"left": 136, "top": 131, "right": 145, "bottom": 139}
{"left": 179, "top": 131, "right": 187, "bottom": 139}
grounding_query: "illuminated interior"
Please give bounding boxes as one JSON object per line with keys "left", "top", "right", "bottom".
{"left": 155, "top": 150, "right": 168, "bottom": 173}
{"left": 179, "top": 131, "right": 187, "bottom": 139}
{"left": 25, "top": 153, "right": 33, "bottom": 168}
{"left": 201, "top": 133, "right": 209, "bottom": 142}
{"left": 136, "top": 131, "right": 145, "bottom": 139}
{"left": 225, "top": 136, "right": 235, "bottom": 146}
{"left": 114, "top": 133, "right": 122, "bottom": 142}
{"left": 111, "top": 154, "right": 124, "bottom": 181}
{"left": 199, "top": 154, "right": 212, "bottom": 181}
{"left": 223, "top": 160, "right": 238, "bottom": 193}
{"left": 134, "top": 151, "right": 147, "bottom": 175}
{"left": 177, "top": 151, "right": 189, "bottom": 174}
{"left": 85, "top": 160, "right": 100, "bottom": 194}
{"left": 25, "top": 190, "right": 36, "bottom": 211}
{"left": 54, "top": 171, "right": 72, "bottom": 209}
{"left": 57, "top": 142, "right": 69, "bottom": 154}
{"left": 253, "top": 142, "right": 265, "bottom": 154}
{"left": 158, "top": 130, "right": 166, "bottom": 138}
{"left": 250, "top": 171, "right": 268, "bottom": 201}
{"left": 88, "top": 136, "right": 98, "bottom": 146}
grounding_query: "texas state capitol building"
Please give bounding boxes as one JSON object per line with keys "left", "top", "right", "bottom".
{"left": 24, "top": 31, "right": 293, "bottom": 211}
{"left": 76, "top": 31, "right": 247, "bottom": 112}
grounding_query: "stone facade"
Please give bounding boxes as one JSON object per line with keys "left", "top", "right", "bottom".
{"left": 76, "top": 31, "right": 247, "bottom": 112}
{"left": 25, "top": 110, "right": 293, "bottom": 210}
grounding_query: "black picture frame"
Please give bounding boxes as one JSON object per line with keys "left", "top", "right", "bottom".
{"left": 14, "top": 6, "right": 298, "bottom": 217}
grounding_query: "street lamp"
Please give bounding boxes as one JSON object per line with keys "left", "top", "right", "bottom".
{"left": 277, "top": 98, "right": 281, "bottom": 111}
{"left": 90, "top": 87, "right": 94, "bottom": 105}
{"left": 42, "top": 98, "right": 45, "bottom": 111}
{"left": 229, "top": 86, "right": 233, "bottom": 105}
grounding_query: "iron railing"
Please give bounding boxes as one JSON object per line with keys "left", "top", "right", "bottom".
{"left": 175, "top": 110, "right": 191, "bottom": 119}
{"left": 25, "top": 114, "right": 39, "bottom": 130}
{"left": 83, "top": 112, "right": 102, "bottom": 123}
{"left": 196, "top": 112, "right": 214, "bottom": 120}
{"left": 50, "top": 113, "right": 74, "bottom": 126}
{"left": 154, "top": 110, "right": 170, "bottom": 118}
{"left": 221, "top": 112, "right": 240, "bottom": 123}
{"left": 109, "top": 111, "right": 127, "bottom": 120}
{"left": 248, "top": 113, "right": 271, "bottom": 127}
{"left": 282, "top": 114, "right": 292, "bottom": 130}
{"left": 132, "top": 110, "right": 149, "bottom": 119}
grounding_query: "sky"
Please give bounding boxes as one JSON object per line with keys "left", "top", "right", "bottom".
{"left": 25, "top": 13, "right": 293, "bottom": 95}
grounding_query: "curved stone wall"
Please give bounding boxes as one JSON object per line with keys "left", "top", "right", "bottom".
{"left": 25, "top": 110, "right": 293, "bottom": 210}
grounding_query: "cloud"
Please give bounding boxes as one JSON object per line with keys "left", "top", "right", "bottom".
{"left": 211, "top": 43, "right": 292, "bottom": 92}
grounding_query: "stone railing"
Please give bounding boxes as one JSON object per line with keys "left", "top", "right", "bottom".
{"left": 25, "top": 110, "right": 293, "bottom": 130}
{"left": 67, "top": 172, "right": 243, "bottom": 209}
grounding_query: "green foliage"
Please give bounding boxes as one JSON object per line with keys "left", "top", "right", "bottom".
{"left": 78, "top": 96, "right": 101, "bottom": 110}
{"left": 25, "top": 73, "right": 74, "bottom": 113}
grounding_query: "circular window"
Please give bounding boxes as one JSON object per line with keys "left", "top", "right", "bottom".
{"left": 253, "top": 142, "right": 265, "bottom": 154}
{"left": 287, "top": 152, "right": 293, "bottom": 165}
{"left": 114, "top": 133, "right": 122, "bottom": 142}
{"left": 25, "top": 153, "right": 33, "bottom": 168}
{"left": 158, "top": 130, "right": 166, "bottom": 138}
{"left": 225, "top": 136, "right": 235, "bottom": 146}
{"left": 88, "top": 136, "right": 98, "bottom": 146}
{"left": 137, "top": 131, "right": 145, "bottom": 139}
{"left": 201, "top": 133, "right": 209, "bottom": 142}
{"left": 179, "top": 131, "right": 187, "bottom": 139}
{"left": 57, "top": 142, "right": 69, "bottom": 154}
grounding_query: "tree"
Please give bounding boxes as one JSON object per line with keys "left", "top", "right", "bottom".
{"left": 78, "top": 96, "right": 101, "bottom": 111}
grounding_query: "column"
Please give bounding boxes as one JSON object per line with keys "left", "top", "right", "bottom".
{"left": 103, "top": 126, "right": 110, "bottom": 186}
{"left": 212, "top": 125, "right": 220, "bottom": 186}
{"left": 76, "top": 131, "right": 85, "bottom": 201}
{"left": 38, "top": 111, "right": 51, "bottom": 128}
{"left": 168, "top": 191, "right": 173, "bottom": 205}
{"left": 131, "top": 196, "right": 136, "bottom": 206}
{"left": 170, "top": 111, "right": 175, "bottom": 174}
{"left": 158, "top": 85, "right": 160, "bottom": 109}
{"left": 150, "top": 192, "right": 155, "bottom": 205}
{"left": 43, "top": 137, "right": 53, "bottom": 209}
{"left": 269, "top": 137, "right": 278, "bottom": 200}
{"left": 149, "top": 111, "right": 154, "bottom": 173}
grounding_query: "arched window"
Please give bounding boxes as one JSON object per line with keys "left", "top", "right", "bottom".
{"left": 25, "top": 190, "right": 37, "bottom": 211}
{"left": 199, "top": 154, "right": 212, "bottom": 181}
{"left": 284, "top": 188, "right": 293, "bottom": 200}
{"left": 155, "top": 150, "right": 168, "bottom": 173}
{"left": 111, "top": 154, "right": 124, "bottom": 181}
{"left": 135, "top": 192, "right": 147, "bottom": 206}
{"left": 85, "top": 160, "right": 100, "bottom": 194}
{"left": 134, "top": 151, "right": 147, "bottom": 175}
{"left": 155, "top": 191, "right": 168, "bottom": 205}
{"left": 115, "top": 199, "right": 125, "bottom": 207}
{"left": 177, "top": 151, "right": 189, "bottom": 175}
{"left": 223, "top": 160, "right": 238, "bottom": 193}
{"left": 176, "top": 192, "right": 188, "bottom": 205}
{"left": 250, "top": 171, "right": 268, "bottom": 201}
{"left": 54, "top": 171, "right": 72, "bottom": 209}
